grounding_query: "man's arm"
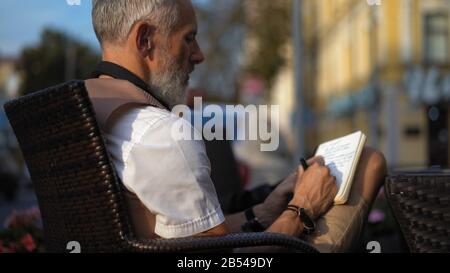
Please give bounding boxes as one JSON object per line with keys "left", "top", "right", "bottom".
{"left": 224, "top": 202, "right": 300, "bottom": 234}
{"left": 198, "top": 223, "right": 230, "bottom": 237}
{"left": 223, "top": 157, "right": 325, "bottom": 233}
{"left": 199, "top": 158, "right": 337, "bottom": 238}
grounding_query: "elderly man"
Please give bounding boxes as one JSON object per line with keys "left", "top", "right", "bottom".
{"left": 86, "top": 0, "right": 387, "bottom": 252}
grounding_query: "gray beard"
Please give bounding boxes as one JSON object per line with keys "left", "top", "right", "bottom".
{"left": 148, "top": 50, "right": 187, "bottom": 109}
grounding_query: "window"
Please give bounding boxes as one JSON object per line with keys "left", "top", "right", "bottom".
{"left": 424, "top": 13, "right": 449, "bottom": 64}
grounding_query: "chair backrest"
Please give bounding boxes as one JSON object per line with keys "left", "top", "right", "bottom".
{"left": 386, "top": 171, "right": 450, "bottom": 253}
{"left": 4, "top": 81, "right": 133, "bottom": 252}
{"left": 4, "top": 81, "right": 318, "bottom": 253}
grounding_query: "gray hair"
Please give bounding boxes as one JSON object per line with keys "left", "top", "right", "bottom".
{"left": 92, "top": 0, "right": 180, "bottom": 45}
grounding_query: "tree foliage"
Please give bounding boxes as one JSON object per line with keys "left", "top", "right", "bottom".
{"left": 193, "top": 0, "right": 291, "bottom": 99}
{"left": 244, "top": 0, "right": 291, "bottom": 89}
{"left": 17, "top": 28, "right": 100, "bottom": 95}
{"left": 193, "top": 0, "right": 245, "bottom": 101}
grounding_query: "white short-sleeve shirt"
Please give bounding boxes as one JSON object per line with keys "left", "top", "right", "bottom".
{"left": 104, "top": 106, "right": 225, "bottom": 238}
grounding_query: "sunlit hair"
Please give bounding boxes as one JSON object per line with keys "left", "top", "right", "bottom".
{"left": 92, "top": 0, "right": 180, "bottom": 45}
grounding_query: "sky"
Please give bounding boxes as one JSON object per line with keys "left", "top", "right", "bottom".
{"left": 0, "top": 0, "right": 100, "bottom": 57}
{"left": 0, "top": 0, "right": 208, "bottom": 57}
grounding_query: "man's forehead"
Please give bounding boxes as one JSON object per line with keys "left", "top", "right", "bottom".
{"left": 176, "top": 0, "right": 197, "bottom": 31}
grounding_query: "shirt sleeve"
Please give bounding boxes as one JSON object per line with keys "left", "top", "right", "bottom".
{"left": 120, "top": 113, "right": 225, "bottom": 239}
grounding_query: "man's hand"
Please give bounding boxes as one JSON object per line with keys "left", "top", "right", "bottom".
{"left": 261, "top": 158, "right": 336, "bottom": 239}
{"left": 255, "top": 172, "right": 297, "bottom": 227}
{"left": 255, "top": 156, "right": 325, "bottom": 227}
{"left": 291, "top": 161, "right": 338, "bottom": 220}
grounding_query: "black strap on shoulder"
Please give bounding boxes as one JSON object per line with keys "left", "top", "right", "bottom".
{"left": 91, "top": 61, "right": 169, "bottom": 110}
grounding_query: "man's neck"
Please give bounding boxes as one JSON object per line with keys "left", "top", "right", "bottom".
{"left": 101, "top": 46, "right": 150, "bottom": 84}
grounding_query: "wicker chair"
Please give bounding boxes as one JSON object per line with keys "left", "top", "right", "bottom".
{"left": 3, "top": 80, "right": 318, "bottom": 253}
{"left": 385, "top": 171, "right": 450, "bottom": 253}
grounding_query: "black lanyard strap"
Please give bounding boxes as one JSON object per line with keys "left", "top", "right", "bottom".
{"left": 91, "top": 61, "right": 170, "bottom": 110}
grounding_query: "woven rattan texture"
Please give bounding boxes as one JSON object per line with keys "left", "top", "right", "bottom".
{"left": 4, "top": 81, "right": 317, "bottom": 253}
{"left": 386, "top": 173, "right": 450, "bottom": 253}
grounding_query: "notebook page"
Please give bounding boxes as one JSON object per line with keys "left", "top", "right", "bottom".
{"left": 314, "top": 131, "right": 362, "bottom": 197}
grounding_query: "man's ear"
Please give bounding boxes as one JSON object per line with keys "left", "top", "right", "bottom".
{"left": 135, "top": 22, "right": 156, "bottom": 58}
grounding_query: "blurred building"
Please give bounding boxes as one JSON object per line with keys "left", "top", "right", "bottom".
{"left": 270, "top": 0, "right": 450, "bottom": 169}
{"left": 0, "top": 57, "right": 20, "bottom": 99}
{"left": 0, "top": 57, "right": 22, "bottom": 176}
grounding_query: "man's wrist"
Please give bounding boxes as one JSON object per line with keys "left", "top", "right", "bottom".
{"left": 282, "top": 208, "right": 305, "bottom": 235}
{"left": 252, "top": 203, "right": 272, "bottom": 229}
{"left": 241, "top": 207, "right": 265, "bottom": 232}
{"left": 285, "top": 205, "right": 316, "bottom": 235}
{"left": 289, "top": 195, "right": 315, "bottom": 219}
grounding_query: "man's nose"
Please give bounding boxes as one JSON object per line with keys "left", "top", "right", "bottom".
{"left": 191, "top": 43, "right": 205, "bottom": 65}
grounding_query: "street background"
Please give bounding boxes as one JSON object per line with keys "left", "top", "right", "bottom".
{"left": 2, "top": 0, "right": 450, "bottom": 252}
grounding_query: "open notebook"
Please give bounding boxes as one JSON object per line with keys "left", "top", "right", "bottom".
{"left": 314, "top": 131, "right": 366, "bottom": 205}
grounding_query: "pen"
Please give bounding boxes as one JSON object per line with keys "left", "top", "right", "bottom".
{"left": 300, "top": 157, "right": 309, "bottom": 170}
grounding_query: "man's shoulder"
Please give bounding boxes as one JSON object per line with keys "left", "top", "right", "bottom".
{"left": 134, "top": 106, "right": 196, "bottom": 132}
{"left": 115, "top": 105, "right": 201, "bottom": 144}
{"left": 115, "top": 105, "right": 175, "bottom": 130}
{"left": 127, "top": 105, "right": 172, "bottom": 121}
